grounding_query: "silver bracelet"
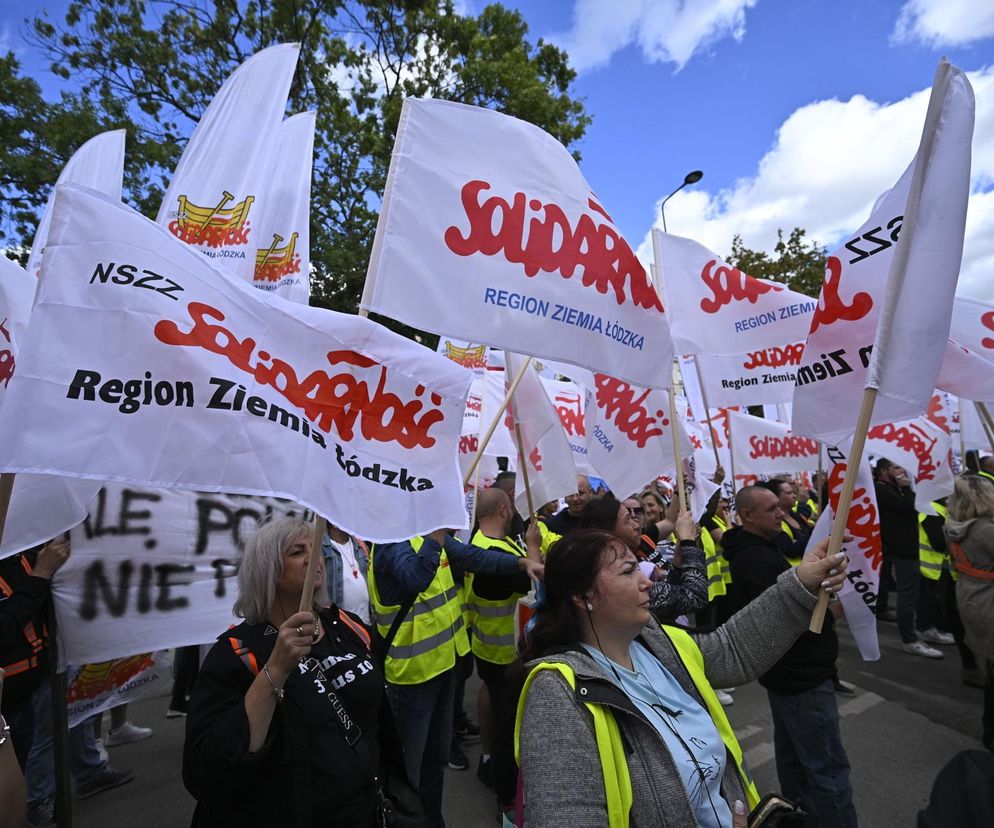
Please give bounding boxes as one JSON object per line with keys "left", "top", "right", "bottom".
{"left": 0, "top": 714, "right": 9, "bottom": 749}
{"left": 262, "top": 664, "right": 285, "bottom": 704}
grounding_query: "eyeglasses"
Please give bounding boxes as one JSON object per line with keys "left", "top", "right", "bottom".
{"left": 626, "top": 507, "right": 645, "bottom": 518}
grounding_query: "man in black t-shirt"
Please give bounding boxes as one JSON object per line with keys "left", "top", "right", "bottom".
{"left": 543, "top": 474, "right": 593, "bottom": 537}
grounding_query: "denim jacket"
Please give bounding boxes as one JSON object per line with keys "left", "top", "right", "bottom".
{"left": 322, "top": 533, "right": 370, "bottom": 611}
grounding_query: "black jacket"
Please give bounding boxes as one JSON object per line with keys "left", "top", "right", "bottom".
{"left": 0, "top": 554, "right": 51, "bottom": 712}
{"left": 721, "top": 526, "right": 837, "bottom": 694}
{"left": 875, "top": 480, "right": 918, "bottom": 559}
{"left": 543, "top": 508, "right": 583, "bottom": 537}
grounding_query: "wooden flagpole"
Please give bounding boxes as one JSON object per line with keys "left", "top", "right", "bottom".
{"left": 514, "top": 422, "right": 536, "bottom": 518}
{"left": 462, "top": 357, "right": 532, "bottom": 486}
{"left": 691, "top": 356, "right": 723, "bottom": 473}
{"left": 974, "top": 401, "right": 994, "bottom": 454}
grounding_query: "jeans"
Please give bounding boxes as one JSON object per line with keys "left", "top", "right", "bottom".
{"left": 26, "top": 678, "right": 106, "bottom": 804}
{"left": 877, "top": 556, "right": 920, "bottom": 643}
{"left": 917, "top": 570, "right": 976, "bottom": 669}
{"left": 387, "top": 669, "right": 457, "bottom": 828}
{"left": 767, "top": 679, "right": 858, "bottom": 828}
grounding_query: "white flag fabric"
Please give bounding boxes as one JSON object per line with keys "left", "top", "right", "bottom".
{"left": 66, "top": 651, "right": 168, "bottom": 729}
{"left": 792, "top": 63, "right": 974, "bottom": 443}
{"left": 728, "top": 411, "right": 821, "bottom": 477}
{"left": 584, "top": 374, "right": 692, "bottom": 499}
{"left": 949, "top": 295, "right": 994, "bottom": 360}
{"left": 26, "top": 130, "right": 126, "bottom": 280}
{"left": 0, "top": 255, "right": 101, "bottom": 557}
{"left": 960, "top": 398, "right": 992, "bottom": 449}
{"left": 458, "top": 369, "right": 517, "bottom": 482}
{"left": 250, "top": 111, "right": 314, "bottom": 303}
{"left": 681, "top": 343, "right": 804, "bottom": 409}
{"left": 806, "top": 445, "right": 882, "bottom": 661}
{"left": 362, "top": 98, "right": 674, "bottom": 388}
{"left": 503, "top": 353, "right": 576, "bottom": 514}
{"left": 937, "top": 339, "right": 994, "bottom": 402}
{"left": 437, "top": 335, "right": 489, "bottom": 376}
{"left": 863, "top": 416, "right": 954, "bottom": 509}
{"left": 542, "top": 377, "right": 594, "bottom": 473}
{"left": 156, "top": 44, "right": 300, "bottom": 282}
{"left": 657, "top": 232, "right": 815, "bottom": 356}
{"left": 0, "top": 185, "right": 471, "bottom": 543}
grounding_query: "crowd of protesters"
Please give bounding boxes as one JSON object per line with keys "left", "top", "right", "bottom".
{"left": 2, "top": 458, "right": 993, "bottom": 827}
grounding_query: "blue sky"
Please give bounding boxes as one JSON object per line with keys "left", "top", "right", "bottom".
{"left": 4, "top": 0, "right": 994, "bottom": 295}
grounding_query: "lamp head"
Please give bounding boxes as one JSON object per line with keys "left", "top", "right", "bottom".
{"left": 684, "top": 170, "right": 704, "bottom": 185}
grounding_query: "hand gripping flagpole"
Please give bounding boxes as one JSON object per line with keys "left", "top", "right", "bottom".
{"left": 810, "top": 59, "right": 952, "bottom": 633}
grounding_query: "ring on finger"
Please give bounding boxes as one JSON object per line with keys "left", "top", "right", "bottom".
{"left": 295, "top": 626, "right": 303, "bottom": 635}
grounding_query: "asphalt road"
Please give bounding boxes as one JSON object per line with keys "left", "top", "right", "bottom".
{"left": 69, "top": 618, "right": 984, "bottom": 827}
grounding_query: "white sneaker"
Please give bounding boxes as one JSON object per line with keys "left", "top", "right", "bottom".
{"left": 715, "top": 689, "right": 734, "bottom": 706}
{"left": 94, "top": 737, "right": 109, "bottom": 763}
{"left": 902, "top": 640, "right": 943, "bottom": 659}
{"left": 920, "top": 627, "right": 955, "bottom": 646}
{"left": 104, "top": 721, "right": 153, "bottom": 746}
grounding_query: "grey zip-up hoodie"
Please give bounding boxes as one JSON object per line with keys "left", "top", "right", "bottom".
{"left": 944, "top": 517, "right": 994, "bottom": 662}
{"left": 518, "top": 568, "right": 820, "bottom": 827}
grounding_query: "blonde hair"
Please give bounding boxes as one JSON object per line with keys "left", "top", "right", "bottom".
{"left": 233, "top": 517, "right": 327, "bottom": 623}
{"left": 948, "top": 475, "right": 994, "bottom": 522}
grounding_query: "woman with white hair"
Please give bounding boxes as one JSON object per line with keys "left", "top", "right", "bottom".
{"left": 183, "top": 517, "right": 382, "bottom": 827}
{"left": 944, "top": 475, "right": 994, "bottom": 751}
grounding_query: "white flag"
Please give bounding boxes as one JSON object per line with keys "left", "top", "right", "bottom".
{"left": 863, "top": 416, "right": 954, "bottom": 509}
{"left": 584, "top": 374, "right": 692, "bottom": 499}
{"left": 362, "top": 98, "right": 674, "bottom": 387}
{"left": 504, "top": 352, "right": 577, "bottom": 514}
{"left": 806, "top": 445, "right": 881, "bottom": 661}
{"left": 437, "top": 335, "right": 489, "bottom": 376}
{"left": 681, "top": 343, "right": 804, "bottom": 409}
{"left": 542, "top": 377, "right": 594, "bottom": 473}
{"left": 728, "top": 410, "right": 821, "bottom": 477}
{"left": 657, "top": 232, "right": 816, "bottom": 355}
{"left": 26, "top": 130, "right": 126, "bottom": 281}
{"left": 156, "top": 44, "right": 300, "bottom": 282}
{"left": 792, "top": 62, "right": 974, "bottom": 443}
{"left": 0, "top": 185, "right": 471, "bottom": 543}
{"left": 250, "top": 111, "right": 314, "bottom": 303}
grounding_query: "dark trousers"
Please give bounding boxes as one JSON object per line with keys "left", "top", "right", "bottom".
{"left": 767, "top": 679, "right": 858, "bottom": 828}
{"left": 170, "top": 645, "right": 201, "bottom": 710}
{"left": 917, "top": 571, "right": 976, "bottom": 669}
{"left": 387, "top": 669, "right": 456, "bottom": 828}
{"left": 984, "top": 660, "right": 994, "bottom": 752}
{"left": 476, "top": 657, "right": 515, "bottom": 805}
{"left": 877, "top": 556, "right": 920, "bottom": 643}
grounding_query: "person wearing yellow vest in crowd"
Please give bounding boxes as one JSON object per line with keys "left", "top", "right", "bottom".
{"left": 978, "top": 455, "right": 994, "bottom": 485}
{"left": 917, "top": 500, "right": 984, "bottom": 687}
{"left": 514, "top": 526, "right": 848, "bottom": 827}
{"left": 721, "top": 486, "right": 858, "bottom": 828}
{"left": 761, "top": 479, "right": 811, "bottom": 567}
{"left": 464, "top": 488, "right": 540, "bottom": 810}
{"left": 369, "top": 527, "right": 543, "bottom": 828}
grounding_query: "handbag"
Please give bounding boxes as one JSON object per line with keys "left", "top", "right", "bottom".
{"left": 748, "top": 793, "right": 814, "bottom": 827}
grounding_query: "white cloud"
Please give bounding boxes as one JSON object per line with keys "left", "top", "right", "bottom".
{"left": 893, "top": 0, "right": 994, "bottom": 47}
{"left": 636, "top": 66, "right": 994, "bottom": 300}
{"left": 551, "top": 0, "right": 757, "bottom": 73}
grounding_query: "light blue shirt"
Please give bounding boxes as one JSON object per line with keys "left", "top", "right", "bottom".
{"left": 582, "top": 641, "right": 733, "bottom": 828}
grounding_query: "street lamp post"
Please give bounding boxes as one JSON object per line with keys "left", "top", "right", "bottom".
{"left": 660, "top": 169, "right": 703, "bottom": 233}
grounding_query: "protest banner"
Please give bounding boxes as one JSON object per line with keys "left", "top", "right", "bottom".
{"left": 863, "top": 415, "right": 954, "bottom": 509}
{"left": 26, "top": 130, "right": 126, "bottom": 281}
{"left": 250, "top": 111, "right": 314, "bottom": 304}
{"left": 806, "top": 444, "right": 882, "bottom": 660}
{"left": 584, "top": 374, "right": 692, "bottom": 507}
{"left": 51, "top": 483, "right": 314, "bottom": 666}
{"left": 361, "top": 98, "right": 674, "bottom": 388}
{"left": 542, "top": 377, "right": 594, "bottom": 473}
{"left": 66, "top": 651, "right": 168, "bottom": 729}
{"left": 0, "top": 185, "right": 472, "bottom": 544}
{"left": 798, "top": 61, "right": 973, "bottom": 629}
{"left": 155, "top": 44, "right": 300, "bottom": 282}
{"left": 728, "top": 410, "right": 821, "bottom": 477}
{"left": 657, "top": 231, "right": 816, "bottom": 356}
{"left": 792, "top": 62, "right": 974, "bottom": 444}
{"left": 683, "top": 343, "right": 804, "bottom": 408}
{"left": 437, "top": 335, "right": 489, "bottom": 376}
{"left": 504, "top": 352, "right": 577, "bottom": 515}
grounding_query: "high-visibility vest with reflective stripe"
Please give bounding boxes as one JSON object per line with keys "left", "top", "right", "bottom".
{"left": 466, "top": 531, "right": 527, "bottom": 665}
{"left": 537, "top": 521, "right": 562, "bottom": 558}
{"left": 0, "top": 556, "right": 45, "bottom": 678}
{"left": 702, "top": 529, "right": 726, "bottom": 600}
{"left": 806, "top": 498, "right": 820, "bottom": 519}
{"left": 918, "top": 503, "right": 954, "bottom": 581}
{"left": 367, "top": 536, "right": 469, "bottom": 685}
{"left": 712, "top": 516, "right": 733, "bottom": 585}
{"left": 979, "top": 470, "right": 994, "bottom": 485}
{"left": 780, "top": 521, "right": 802, "bottom": 567}
{"left": 514, "top": 627, "right": 760, "bottom": 826}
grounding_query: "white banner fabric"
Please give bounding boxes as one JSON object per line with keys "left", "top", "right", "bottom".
{"left": 66, "top": 651, "right": 168, "bottom": 729}
{"left": 155, "top": 44, "right": 300, "bottom": 282}
{"left": 362, "top": 98, "right": 674, "bottom": 388}
{"left": 437, "top": 336, "right": 489, "bottom": 376}
{"left": 792, "top": 64, "right": 974, "bottom": 443}
{"left": 250, "top": 111, "right": 314, "bottom": 303}
{"left": 728, "top": 411, "right": 821, "bottom": 477}
{"left": 863, "top": 416, "right": 954, "bottom": 509}
{"left": 0, "top": 186, "right": 472, "bottom": 543}
{"left": 27, "top": 130, "right": 126, "bottom": 280}
{"left": 504, "top": 352, "right": 577, "bottom": 514}
{"left": 542, "top": 377, "right": 593, "bottom": 474}
{"left": 657, "top": 232, "right": 816, "bottom": 356}
{"left": 684, "top": 343, "right": 804, "bottom": 409}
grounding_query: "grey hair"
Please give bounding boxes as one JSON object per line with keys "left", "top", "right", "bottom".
{"left": 233, "top": 517, "right": 328, "bottom": 624}
{"left": 948, "top": 475, "right": 994, "bottom": 522}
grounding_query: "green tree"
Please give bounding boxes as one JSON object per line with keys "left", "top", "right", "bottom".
{"left": 5, "top": 0, "right": 589, "bottom": 319}
{"left": 727, "top": 227, "right": 827, "bottom": 298}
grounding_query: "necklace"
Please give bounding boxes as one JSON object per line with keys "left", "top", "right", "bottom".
{"left": 337, "top": 539, "right": 359, "bottom": 579}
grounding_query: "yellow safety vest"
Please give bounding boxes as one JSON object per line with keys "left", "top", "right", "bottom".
{"left": 712, "top": 516, "right": 732, "bottom": 585}
{"left": 805, "top": 498, "right": 820, "bottom": 519}
{"left": 918, "top": 503, "right": 955, "bottom": 582}
{"left": 979, "top": 470, "right": 994, "bottom": 485}
{"left": 537, "top": 520, "right": 562, "bottom": 559}
{"left": 701, "top": 530, "right": 727, "bottom": 601}
{"left": 367, "top": 536, "right": 470, "bottom": 685}
{"left": 466, "top": 530, "right": 528, "bottom": 665}
{"left": 780, "top": 521, "right": 802, "bottom": 567}
{"left": 514, "top": 626, "right": 760, "bottom": 827}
